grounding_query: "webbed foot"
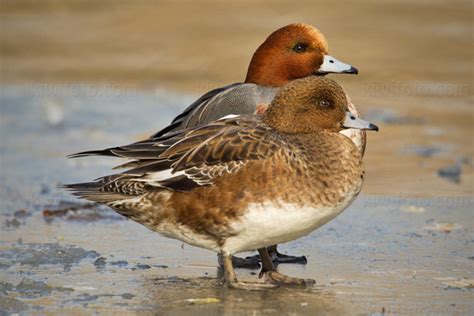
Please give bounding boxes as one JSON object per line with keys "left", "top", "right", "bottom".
{"left": 262, "top": 271, "right": 315, "bottom": 286}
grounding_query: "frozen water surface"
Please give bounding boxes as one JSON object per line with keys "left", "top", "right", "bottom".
{"left": 0, "top": 86, "right": 473, "bottom": 314}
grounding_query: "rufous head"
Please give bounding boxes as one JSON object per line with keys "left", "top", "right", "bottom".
{"left": 245, "top": 23, "right": 358, "bottom": 87}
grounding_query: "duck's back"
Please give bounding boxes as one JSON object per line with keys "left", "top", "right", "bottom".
{"left": 152, "top": 84, "right": 278, "bottom": 137}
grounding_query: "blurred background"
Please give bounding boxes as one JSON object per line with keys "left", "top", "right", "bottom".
{"left": 0, "top": 1, "right": 473, "bottom": 314}
{"left": 1, "top": 0, "right": 472, "bottom": 197}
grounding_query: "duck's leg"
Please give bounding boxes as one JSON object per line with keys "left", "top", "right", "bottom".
{"left": 218, "top": 253, "right": 261, "bottom": 269}
{"left": 218, "top": 245, "right": 307, "bottom": 270}
{"left": 267, "top": 245, "right": 308, "bottom": 265}
{"left": 258, "top": 248, "right": 315, "bottom": 286}
{"left": 238, "top": 245, "right": 307, "bottom": 266}
{"left": 221, "top": 252, "right": 276, "bottom": 290}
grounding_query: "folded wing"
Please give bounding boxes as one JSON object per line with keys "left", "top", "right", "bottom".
{"left": 65, "top": 115, "right": 284, "bottom": 201}
{"left": 150, "top": 83, "right": 277, "bottom": 138}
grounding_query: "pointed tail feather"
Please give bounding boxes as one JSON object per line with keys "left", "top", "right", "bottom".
{"left": 67, "top": 148, "right": 118, "bottom": 159}
{"left": 63, "top": 181, "right": 131, "bottom": 204}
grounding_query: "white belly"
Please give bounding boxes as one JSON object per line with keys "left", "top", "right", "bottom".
{"left": 222, "top": 193, "right": 357, "bottom": 255}
{"left": 156, "top": 221, "right": 221, "bottom": 252}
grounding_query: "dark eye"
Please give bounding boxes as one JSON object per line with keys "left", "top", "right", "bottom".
{"left": 320, "top": 100, "right": 330, "bottom": 108}
{"left": 292, "top": 43, "right": 307, "bottom": 53}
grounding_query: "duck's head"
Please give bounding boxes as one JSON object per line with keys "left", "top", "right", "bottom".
{"left": 245, "top": 23, "right": 358, "bottom": 87}
{"left": 263, "top": 76, "right": 378, "bottom": 134}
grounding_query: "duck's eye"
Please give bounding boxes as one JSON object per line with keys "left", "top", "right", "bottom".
{"left": 319, "top": 100, "right": 330, "bottom": 108}
{"left": 292, "top": 43, "right": 308, "bottom": 53}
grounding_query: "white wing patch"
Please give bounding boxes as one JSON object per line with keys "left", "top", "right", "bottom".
{"left": 144, "top": 169, "right": 186, "bottom": 181}
{"left": 130, "top": 169, "right": 185, "bottom": 187}
{"left": 218, "top": 114, "right": 240, "bottom": 120}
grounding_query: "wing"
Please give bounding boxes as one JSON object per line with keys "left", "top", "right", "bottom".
{"left": 69, "top": 84, "right": 277, "bottom": 159}
{"left": 67, "top": 115, "right": 284, "bottom": 195}
{"left": 150, "top": 83, "right": 278, "bottom": 138}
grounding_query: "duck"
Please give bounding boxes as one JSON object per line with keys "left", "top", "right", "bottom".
{"left": 152, "top": 23, "right": 358, "bottom": 138}
{"left": 66, "top": 76, "right": 378, "bottom": 289}
{"left": 152, "top": 23, "right": 363, "bottom": 267}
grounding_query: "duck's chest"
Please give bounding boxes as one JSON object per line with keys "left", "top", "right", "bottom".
{"left": 222, "top": 134, "right": 364, "bottom": 254}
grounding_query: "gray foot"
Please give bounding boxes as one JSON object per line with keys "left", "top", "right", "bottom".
{"left": 224, "top": 279, "right": 277, "bottom": 290}
{"left": 263, "top": 271, "right": 315, "bottom": 286}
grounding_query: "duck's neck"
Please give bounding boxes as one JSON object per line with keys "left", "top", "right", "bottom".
{"left": 245, "top": 63, "right": 289, "bottom": 87}
{"left": 244, "top": 47, "right": 291, "bottom": 86}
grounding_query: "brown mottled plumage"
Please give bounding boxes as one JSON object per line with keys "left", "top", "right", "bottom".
{"left": 65, "top": 76, "right": 377, "bottom": 288}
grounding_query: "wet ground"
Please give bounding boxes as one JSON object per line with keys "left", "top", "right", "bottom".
{"left": 1, "top": 0, "right": 473, "bottom": 314}
{"left": 1, "top": 86, "right": 473, "bottom": 315}
{"left": 1, "top": 196, "right": 472, "bottom": 315}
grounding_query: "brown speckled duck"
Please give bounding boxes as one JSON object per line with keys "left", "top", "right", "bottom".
{"left": 150, "top": 23, "right": 362, "bottom": 267}
{"left": 66, "top": 76, "right": 378, "bottom": 289}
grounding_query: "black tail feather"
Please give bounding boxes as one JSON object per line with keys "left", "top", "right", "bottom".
{"left": 67, "top": 149, "right": 118, "bottom": 158}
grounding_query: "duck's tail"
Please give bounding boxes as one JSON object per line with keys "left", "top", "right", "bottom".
{"left": 63, "top": 174, "right": 149, "bottom": 205}
{"left": 64, "top": 176, "right": 168, "bottom": 224}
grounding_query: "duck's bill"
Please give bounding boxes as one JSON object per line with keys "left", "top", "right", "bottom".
{"left": 342, "top": 111, "right": 379, "bottom": 131}
{"left": 318, "top": 55, "right": 358, "bottom": 75}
